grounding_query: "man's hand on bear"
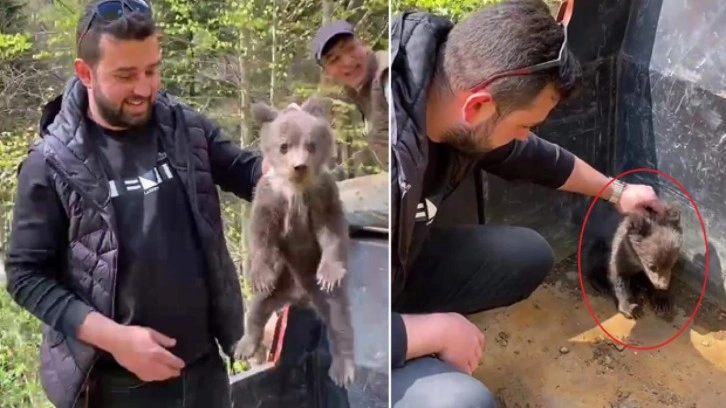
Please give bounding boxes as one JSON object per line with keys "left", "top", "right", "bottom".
{"left": 616, "top": 183, "right": 665, "bottom": 216}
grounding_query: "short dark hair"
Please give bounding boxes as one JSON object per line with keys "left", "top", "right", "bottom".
{"left": 76, "top": 0, "right": 157, "bottom": 67}
{"left": 435, "top": 0, "right": 582, "bottom": 114}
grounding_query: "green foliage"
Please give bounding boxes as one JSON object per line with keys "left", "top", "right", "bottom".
{"left": 392, "top": 0, "right": 501, "bottom": 21}
{"left": 0, "top": 287, "right": 52, "bottom": 408}
{"left": 0, "top": 33, "right": 32, "bottom": 60}
{"left": 0, "top": 130, "right": 33, "bottom": 246}
{"left": 0, "top": 0, "right": 27, "bottom": 33}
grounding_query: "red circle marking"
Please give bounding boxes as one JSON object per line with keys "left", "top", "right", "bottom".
{"left": 577, "top": 167, "right": 709, "bottom": 351}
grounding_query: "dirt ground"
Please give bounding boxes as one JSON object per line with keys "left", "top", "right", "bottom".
{"left": 470, "top": 256, "right": 726, "bottom": 408}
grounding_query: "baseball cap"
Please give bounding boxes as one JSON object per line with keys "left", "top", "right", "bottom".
{"left": 311, "top": 20, "right": 355, "bottom": 64}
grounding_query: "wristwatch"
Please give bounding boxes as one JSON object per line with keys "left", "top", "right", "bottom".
{"left": 607, "top": 178, "right": 626, "bottom": 205}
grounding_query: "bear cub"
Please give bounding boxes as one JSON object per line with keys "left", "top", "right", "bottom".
{"left": 233, "top": 95, "right": 355, "bottom": 388}
{"left": 584, "top": 200, "right": 683, "bottom": 319}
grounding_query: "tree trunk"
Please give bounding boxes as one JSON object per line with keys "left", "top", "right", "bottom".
{"left": 270, "top": 0, "right": 277, "bottom": 104}
{"left": 238, "top": 20, "right": 251, "bottom": 277}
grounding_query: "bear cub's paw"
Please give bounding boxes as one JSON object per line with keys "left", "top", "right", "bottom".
{"left": 328, "top": 356, "right": 356, "bottom": 388}
{"left": 316, "top": 259, "right": 347, "bottom": 292}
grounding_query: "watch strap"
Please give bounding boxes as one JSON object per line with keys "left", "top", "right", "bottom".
{"left": 607, "top": 179, "right": 626, "bottom": 204}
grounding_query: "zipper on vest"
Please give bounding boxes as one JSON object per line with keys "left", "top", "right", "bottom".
{"left": 45, "top": 156, "right": 108, "bottom": 408}
{"left": 71, "top": 354, "right": 99, "bottom": 408}
{"left": 45, "top": 156, "right": 119, "bottom": 320}
{"left": 45, "top": 157, "right": 106, "bottom": 213}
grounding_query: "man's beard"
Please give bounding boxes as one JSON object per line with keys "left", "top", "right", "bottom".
{"left": 441, "top": 114, "right": 499, "bottom": 156}
{"left": 93, "top": 86, "right": 153, "bottom": 129}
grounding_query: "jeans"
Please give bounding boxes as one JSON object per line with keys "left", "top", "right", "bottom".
{"left": 82, "top": 351, "right": 230, "bottom": 408}
{"left": 391, "top": 224, "right": 555, "bottom": 408}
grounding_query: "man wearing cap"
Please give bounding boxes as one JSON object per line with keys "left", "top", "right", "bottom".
{"left": 312, "top": 20, "right": 390, "bottom": 168}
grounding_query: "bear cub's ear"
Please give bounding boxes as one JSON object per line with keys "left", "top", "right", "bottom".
{"left": 661, "top": 200, "right": 681, "bottom": 225}
{"left": 301, "top": 95, "right": 329, "bottom": 120}
{"left": 252, "top": 102, "right": 279, "bottom": 124}
{"left": 626, "top": 210, "right": 653, "bottom": 240}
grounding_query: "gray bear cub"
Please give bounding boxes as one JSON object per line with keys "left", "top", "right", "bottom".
{"left": 233, "top": 95, "right": 356, "bottom": 388}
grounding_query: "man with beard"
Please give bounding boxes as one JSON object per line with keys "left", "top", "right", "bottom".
{"left": 389, "top": 1, "right": 665, "bottom": 407}
{"left": 4, "top": 1, "right": 265, "bottom": 407}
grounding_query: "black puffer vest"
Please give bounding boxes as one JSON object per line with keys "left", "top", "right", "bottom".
{"left": 35, "top": 77, "right": 245, "bottom": 408}
{"left": 390, "top": 12, "right": 483, "bottom": 299}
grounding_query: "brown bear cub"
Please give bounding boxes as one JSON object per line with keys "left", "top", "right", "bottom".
{"left": 233, "top": 95, "right": 355, "bottom": 388}
{"left": 584, "top": 201, "right": 683, "bottom": 319}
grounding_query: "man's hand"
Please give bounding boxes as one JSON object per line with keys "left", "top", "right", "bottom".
{"left": 616, "top": 183, "right": 664, "bottom": 215}
{"left": 108, "top": 326, "right": 186, "bottom": 382}
{"left": 557, "top": 158, "right": 665, "bottom": 216}
{"left": 402, "top": 312, "right": 485, "bottom": 375}
{"left": 77, "top": 311, "right": 186, "bottom": 382}
{"left": 435, "top": 313, "right": 485, "bottom": 374}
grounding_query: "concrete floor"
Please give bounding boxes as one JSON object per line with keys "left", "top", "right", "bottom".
{"left": 470, "top": 256, "right": 726, "bottom": 408}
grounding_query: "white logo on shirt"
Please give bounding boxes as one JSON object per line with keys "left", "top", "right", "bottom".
{"left": 414, "top": 198, "right": 438, "bottom": 225}
{"left": 109, "top": 162, "right": 174, "bottom": 198}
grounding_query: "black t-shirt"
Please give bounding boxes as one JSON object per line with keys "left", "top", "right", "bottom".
{"left": 86, "top": 118, "right": 215, "bottom": 366}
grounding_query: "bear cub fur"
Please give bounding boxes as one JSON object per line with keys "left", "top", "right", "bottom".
{"left": 584, "top": 200, "right": 683, "bottom": 319}
{"left": 233, "top": 95, "right": 355, "bottom": 388}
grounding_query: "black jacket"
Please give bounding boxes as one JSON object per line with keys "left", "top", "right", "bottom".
{"left": 4, "top": 76, "right": 261, "bottom": 407}
{"left": 389, "top": 12, "right": 577, "bottom": 368}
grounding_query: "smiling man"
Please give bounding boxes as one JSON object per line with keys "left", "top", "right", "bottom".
{"left": 311, "top": 20, "right": 390, "bottom": 168}
{"left": 4, "top": 1, "right": 265, "bottom": 407}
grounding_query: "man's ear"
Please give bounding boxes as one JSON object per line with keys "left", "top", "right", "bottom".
{"left": 252, "top": 101, "right": 278, "bottom": 124}
{"left": 301, "top": 94, "right": 329, "bottom": 120}
{"left": 462, "top": 91, "right": 495, "bottom": 124}
{"left": 627, "top": 211, "right": 652, "bottom": 239}
{"left": 74, "top": 58, "right": 93, "bottom": 88}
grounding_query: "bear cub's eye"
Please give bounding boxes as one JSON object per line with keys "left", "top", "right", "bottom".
{"left": 280, "top": 143, "right": 288, "bottom": 154}
{"left": 306, "top": 142, "right": 316, "bottom": 153}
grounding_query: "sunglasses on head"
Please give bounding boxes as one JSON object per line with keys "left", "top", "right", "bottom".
{"left": 77, "top": 0, "right": 152, "bottom": 51}
{"left": 467, "top": 0, "right": 574, "bottom": 95}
